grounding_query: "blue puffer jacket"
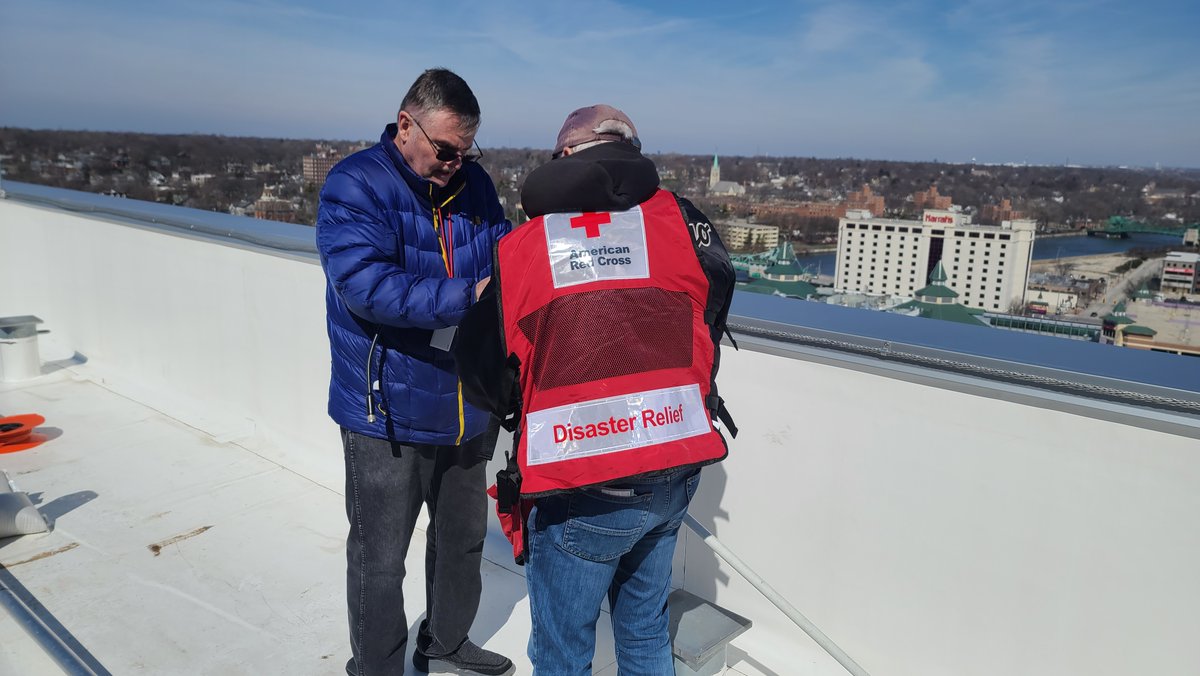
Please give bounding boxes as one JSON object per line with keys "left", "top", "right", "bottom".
{"left": 316, "top": 124, "right": 511, "bottom": 445}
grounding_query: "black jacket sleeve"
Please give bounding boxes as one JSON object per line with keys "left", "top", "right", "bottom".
{"left": 676, "top": 196, "right": 736, "bottom": 335}
{"left": 676, "top": 195, "right": 739, "bottom": 437}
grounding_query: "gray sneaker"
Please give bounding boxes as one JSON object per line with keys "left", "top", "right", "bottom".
{"left": 412, "top": 639, "right": 514, "bottom": 676}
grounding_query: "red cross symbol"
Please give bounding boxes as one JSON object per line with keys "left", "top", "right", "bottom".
{"left": 570, "top": 212, "right": 611, "bottom": 238}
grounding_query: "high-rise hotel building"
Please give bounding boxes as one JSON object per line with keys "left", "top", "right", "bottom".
{"left": 835, "top": 209, "right": 1036, "bottom": 312}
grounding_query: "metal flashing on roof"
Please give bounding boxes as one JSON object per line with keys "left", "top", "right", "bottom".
{"left": 3, "top": 181, "right": 319, "bottom": 260}
{"left": 728, "top": 291, "right": 1200, "bottom": 416}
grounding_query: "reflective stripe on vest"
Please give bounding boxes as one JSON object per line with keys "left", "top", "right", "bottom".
{"left": 526, "top": 383, "right": 709, "bottom": 465}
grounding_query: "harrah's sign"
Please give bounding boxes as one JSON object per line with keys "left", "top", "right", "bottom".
{"left": 923, "top": 211, "right": 957, "bottom": 225}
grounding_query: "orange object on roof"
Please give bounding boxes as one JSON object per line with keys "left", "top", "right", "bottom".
{"left": 0, "top": 414, "right": 47, "bottom": 453}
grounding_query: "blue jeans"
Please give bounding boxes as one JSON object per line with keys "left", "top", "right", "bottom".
{"left": 525, "top": 467, "right": 701, "bottom": 675}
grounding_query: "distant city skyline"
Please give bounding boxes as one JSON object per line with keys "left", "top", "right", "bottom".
{"left": 1, "top": 0, "right": 1197, "bottom": 168}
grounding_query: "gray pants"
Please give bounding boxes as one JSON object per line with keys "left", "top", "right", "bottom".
{"left": 342, "top": 425, "right": 494, "bottom": 675}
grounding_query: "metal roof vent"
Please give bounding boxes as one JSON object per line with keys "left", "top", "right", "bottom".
{"left": 0, "top": 315, "right": 45, "bottom": 382}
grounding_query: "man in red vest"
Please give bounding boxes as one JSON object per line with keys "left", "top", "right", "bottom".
{"left": 456, "top": 104, "right": 736, "bottom": 674}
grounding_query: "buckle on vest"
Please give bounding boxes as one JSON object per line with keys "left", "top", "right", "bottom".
{"left": 495, "top": 452, "right": 522, "bottom": 512}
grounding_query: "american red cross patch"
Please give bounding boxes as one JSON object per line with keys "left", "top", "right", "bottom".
{"left": 544, "top": 206, "right": 650, "bottom": 288}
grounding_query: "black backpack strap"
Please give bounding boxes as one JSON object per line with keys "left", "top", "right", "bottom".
{"left": 706, "top": 394, "right": 738, "bottom": 439}
{"left": 497, "top": 353, "right": 523, "bottom": 432}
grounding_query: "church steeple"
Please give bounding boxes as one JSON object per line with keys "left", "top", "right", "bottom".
{"left": 709, "top": 154, "right": 720, "bottom": 189}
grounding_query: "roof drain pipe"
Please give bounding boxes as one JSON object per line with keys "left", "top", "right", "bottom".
{"left": 0, "top": 581, "right": 101, "bottom": 676}
{"left": 1, "top": 472, "right": 101, "bottom": 676}
{"left": 683, "top": 514, "right": 871, "bottom": 676}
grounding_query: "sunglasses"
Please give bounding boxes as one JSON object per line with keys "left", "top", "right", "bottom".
{"left": 409, "top": 114, "right": 483, "bottom": 163}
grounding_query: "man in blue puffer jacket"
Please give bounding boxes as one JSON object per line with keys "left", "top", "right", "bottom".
{"left": 316, "top": 68, "right": 513, "bottom": 676}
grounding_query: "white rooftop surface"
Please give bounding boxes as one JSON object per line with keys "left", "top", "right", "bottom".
{"left": 6, "top": 188, "right": 1200, "bottom": 676}
{"left": 0, "top": 367, "right": 768, "bottom": 676}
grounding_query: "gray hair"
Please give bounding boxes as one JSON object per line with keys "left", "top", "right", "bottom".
{"left": 399, "top": 68, "right": 481, "bottom": 130}
{"left": 567, "top": 119, "right": 638, "bottom": 153}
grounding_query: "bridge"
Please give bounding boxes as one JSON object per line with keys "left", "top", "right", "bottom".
{"left": 1086, "top": 216, "right": 1196, "bottom": 238}
{"left": 731, "top": 241, "right": 827, "bottom": 277}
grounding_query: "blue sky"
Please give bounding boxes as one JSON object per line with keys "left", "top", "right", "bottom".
{"left": 1, "top": 0, "right": 1197, "bottom": 166}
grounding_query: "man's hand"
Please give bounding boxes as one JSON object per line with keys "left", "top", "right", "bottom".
{"left": 475, "top": 276, "right": 492, "bottom": 300}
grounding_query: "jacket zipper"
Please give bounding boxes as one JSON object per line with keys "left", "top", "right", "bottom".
{"left": 431, "top": 183, "right": 467, "bottom": 444}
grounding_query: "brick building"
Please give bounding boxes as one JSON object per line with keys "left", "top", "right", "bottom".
{"left": 303, "top": 150, "right": 343, "bottom": 186}
{"left": 912, "top": 185, "right": 952, "bottom": 211}
{"left": 980, "top": 198, "right": 1025, "bottom": 225}
{"left": 845, "top": 184, "right": 885, "bottom": 216}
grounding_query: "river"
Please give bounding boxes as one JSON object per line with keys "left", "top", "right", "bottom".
{"left": 794, "top": 232, "right": 1185, "bottom": 276}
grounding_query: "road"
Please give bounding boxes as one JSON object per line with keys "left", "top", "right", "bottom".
{"left": 1080, "top": 256, "right": 1161, "bottom": 316}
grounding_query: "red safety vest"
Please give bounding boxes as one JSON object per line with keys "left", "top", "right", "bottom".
{"left": 496, "top": 189, "right": 728, "bottom": 498}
